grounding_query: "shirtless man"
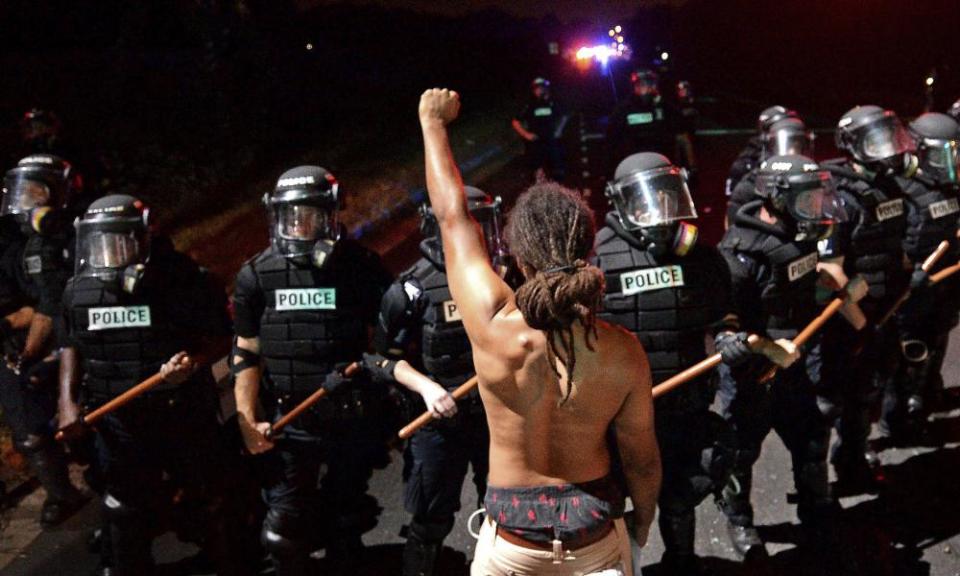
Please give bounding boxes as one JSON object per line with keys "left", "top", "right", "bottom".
{"left": 419, "top": 88, "right": 661, "bottom": 576}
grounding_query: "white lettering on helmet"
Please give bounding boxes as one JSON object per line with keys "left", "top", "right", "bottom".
{"left": 770, "top": 162, "right": 793, "bottom": 171}
{"left": 277, "top": 176, "right": 316, "bottom": 188}
{"left": 802, "top": 163, "right": 819, "bottom": 172}
{"left": 20, "top": 155, "right": 54, "bottom": 165}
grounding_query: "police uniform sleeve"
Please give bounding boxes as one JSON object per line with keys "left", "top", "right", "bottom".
{"left": 374, "top": 279, "right": 423, "bottom": 358}
{"left": 31, "top": 238, "right": 71, "bottom": 320}
{"left": 361, "top": 248, "right": 393, "bottom": 327}
{"left": 718, "top": 246, "right": 759, "bottom": 332}
{"left": 59, "top": 280, "right": 79, "bottom": 348}
{"left": 232, "top": 262, "right": 264, "bottom": 339}
{"left": 702, "top": 246, "right": 735, "bottom": 330}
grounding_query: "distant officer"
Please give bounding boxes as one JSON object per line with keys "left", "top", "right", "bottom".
{"left": 607, "top": 70, "right": 695, "bottom": 177}
{"left": 727, "top": 116, "right": 813, "bottom": 226}
{"left": 593, "top": 152, "right": 738, "bottom": 574}
{"left": 726, "top": 106, "right": 801, "bottom": 196}
{"left": 0, "top": 154, "right": 85, "bottom": 527}
{"left": 376, "top": 186, "right": 504, "bottom": 576}
{"left": 58, "top": 194, "right": 241, "bottom": 574}
{"left": 717, "top": 155, "right": 862, "bottom": 558}
{"left": 511, "top": 77, "right": 568, "bottom": 182}
{"left": 232, "top": 166, "right": 392, "bottom": 575}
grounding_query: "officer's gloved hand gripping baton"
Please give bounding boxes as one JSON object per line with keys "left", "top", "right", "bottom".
{"left": 55, "top": 354, "right": 209, "bottom": 442}
{"left": 651, "top": 335, "right": 761, "bottom": 399}
{"left": 876, "top": 240, "right": 950, "bottom": 328}
{"left": 264, "top": 361, "right": 361, "bottom": 440}
{"left": 398, "top": 375, "right": 480, "bottom": 439}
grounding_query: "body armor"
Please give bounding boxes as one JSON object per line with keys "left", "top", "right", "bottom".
{"left": 901, "top": 177, "right": 960, "bottom": 266}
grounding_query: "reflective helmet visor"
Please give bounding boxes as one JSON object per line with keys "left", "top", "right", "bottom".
{"left": 919, "top": 138, "right": 959, "bottom": 184}
{"left": 1, "top": 174, "right": 50, "bottom": 216}
{"left": 784, "top": 172, "right": 847, "bottom": 223}
{"left": 82, "top": 231, "right": 141, "bottom": 270}
{"left": 766, "top": 129, "right": 813, "bottom": 158}
{"left": 856, "top": 116, "right": 915, "bottom": 162}
{"left": 608, "top": 166, "right": 697, "bottom": 230}
{"left": 277, "top": 204, "right": 331, "bottom": 241}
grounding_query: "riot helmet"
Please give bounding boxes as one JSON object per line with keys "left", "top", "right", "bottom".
{"left": 606, "top": 152, "right": 699, "bottom": 257}
{"left": 74, "top": 194, "right": 150, "bottom": 292}
{"left": 755, "top": 154, "right": 847, "bottom": 240}
{"left": 676, "top": 80, "right": 694, "bottom": 105}
{"left": 762, "top": 117, "right": 814, "bottom": 159}
{"left": 419, "top": 186, "right": 503, "bottom": 267}
{"left": 757, "top": 105, "right": 799, "bottom": 133}
{"left": 531, "top": 77, "right": 551, "bottom": 100}
{"left": 948, "top": 98, "right": 960, "bottom": 123}
{"left": 20, "top": 108, "right": 61, "bottom": 153}
{"left": 630, "top": 69, "right": 660, "bottom": 103}
{"left": 264, "top": 165, "right": 340, "bottom": 268}
{"left": 909, "top": 112, "right": 960, "bottom": 185}
{"left": 836, "top": 105, "right": 917, "bottom": 175}
{"left": 2, "top": 154, "right": 75, "bottom": 230}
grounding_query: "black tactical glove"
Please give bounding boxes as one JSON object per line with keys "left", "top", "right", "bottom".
{"left": 715, "top": 331, "right": 753, "bottom": 367}
{"left": 909, "top": 264, "right": 930, "bottom": 292}
{"left": 322, "top": 369, "right": 352, "bottom": 394}
{"left": 362, "top": 352, "right": 397, "bottom": 384}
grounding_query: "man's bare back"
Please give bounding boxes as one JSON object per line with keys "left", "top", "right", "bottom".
{"left": 418, "top": 88, "right": 661, "bottom": 555}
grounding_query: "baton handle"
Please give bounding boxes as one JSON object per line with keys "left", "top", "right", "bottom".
{"left": 758, "top": 296, "right": 847, "bottom": 383}
{"left": 398, "top": 375, "right": 480, "bottom": 439}
{"left": 265, "top": 362, "right": 361, "bottom": 440}
{"left": 877, "top": 240, "right": 950, "bottom": 328}
{"left": 652, "top": 335, "right": 760, "bottom": 399}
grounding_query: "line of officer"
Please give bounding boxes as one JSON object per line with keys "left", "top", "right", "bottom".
{"left": 375, "top": 186, "right": 505, "bottom": 576}
{"left": 592, "top": 152, "right": 740, "bottom": 575}
{"left": 726, "top": 106, "right": 801, "bottom": 197}
{"left": 716, "top": 155, "right": 866, "bottom": 559}
{"left": 232, "top": 166, "right": 392, "bottom": 575}
{"left": 58, "top": 194, "right": 245, "bottom": 575}
{"left": 0, "top": 154, "right": 86, "bottom": 527}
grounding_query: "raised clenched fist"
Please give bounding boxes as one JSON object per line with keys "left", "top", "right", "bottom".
{"left": 419, "top": 88, "right": 460, "bottom": 127}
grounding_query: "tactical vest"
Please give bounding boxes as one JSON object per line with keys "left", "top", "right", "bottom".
{"left": 251, "top": 249, "right": 367, "bottom": 396}
{"left": 836, "top": 174, "right": 907, "bottom": 300}
{"left": 901, "top": 178, "right": 960, "bottom": 267}
{"left": 720, "top": 221, "right": 819, "bottom": 341}
{"left": 67, "top": 275, "right": 181, "bottom": 399}
{"left": 404, "top": 259, "right": 474, "bottom": 390}
{"left": 594, "top": 227, "right": 725, "bottom": 414}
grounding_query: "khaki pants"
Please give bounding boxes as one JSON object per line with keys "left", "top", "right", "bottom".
{"left": 471, "top": 516, "right": 638, "bottom": 576}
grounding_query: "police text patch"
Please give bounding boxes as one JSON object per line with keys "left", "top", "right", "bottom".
{"left": 875, "top": 198, "right": 904, "bottom": 222}
{"left": 620, "top": 266, "right": 684, "bottom": 296}
{"left": 929, "top": 198, "right": 960, "bottom": 220}
{"left": 788, "top": 253, "right": 818, "bottom": 282}
{"left": 275, "top": 288, "right": 336, "bottom": 311}
{"left": 533, "top": 107, "right": 553, "bottom": 117}
{"left": 24, "top": 255, "right": 42, "bottom": 275}
{"left": 88, "top": 306, "right": 151, "bottom": 331}
{"left": 626, "top": 112, "right": 654, "bottom": 126}
{"left": 442, "top": 300, "right": 462, "bottom": 323}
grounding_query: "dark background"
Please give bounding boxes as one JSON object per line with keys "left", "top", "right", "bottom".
{"left": 0, "top": 0, "right": 958, "bottom": 231}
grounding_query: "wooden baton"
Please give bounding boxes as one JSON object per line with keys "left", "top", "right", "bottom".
{"left": 265, "top": 362, "right": 361, "bottom": 440}
{"left": 652, "top": 335, "right": 761, "bottom": 399}
{"left": 398, "top": 375, "right": 480, "bottom": 440}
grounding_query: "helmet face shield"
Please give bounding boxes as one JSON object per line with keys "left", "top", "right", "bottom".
{"left": 759, "top": 170, "right": 847, "bottom": 224}
{"left": 1, "top": 173, "right": 50, "bottom": 216}
{"left": 83, "top": 231, "right": 141, "bottom": 270}
{"left": 277, "top": 204, "right": 332, "bottom": 242}
{"left": 607, "top": 166, "right": 697, "bottom": 230}
{"left": 420, "top": 197, "right": 504, "bottom": 261}
{"left": 765, "top": 128, "right": 813, "bottom": 158}
{"left": 918, "top": 138, "right": 959, "bottom": 184}
{"left": 854, "top": 115, "right": 915, "bottom": 162}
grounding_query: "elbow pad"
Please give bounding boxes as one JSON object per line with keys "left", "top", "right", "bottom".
{"left": 229, "top": 339, "right": 261, "bottom": 376}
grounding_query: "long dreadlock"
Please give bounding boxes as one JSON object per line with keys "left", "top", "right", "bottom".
{"left": 504, "top": 182, "right": 605, "bottom": 404}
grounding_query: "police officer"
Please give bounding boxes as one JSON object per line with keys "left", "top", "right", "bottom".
{"left": 717, "top": 155, "right": 860, "bottom": 558}
{"left": 727, "top": 116, "right": 814, "bottom": 226}
{"left": 726, "top": 106, "right": 800, "bottom": 197}
{"left": 881, "top": 112, "right": 960, "bottom": 440}
{"left": 511, "top": 78, "right": 568, "bottom": 182}
{"left": 593, "top": 152, "right": 739, "bottom": 574}
{"left": 607, "top": 70, "right": 695, "bottom": 178}
{"left": 814, "top": 105, "right": 914, "bottom": 489}
{"left": 376, "top": 186, "right": 503, "bottom": 576}
{"left": 232, "top": 166, "right": 392, "bottom": 575}
{"left": 947, "top": 98, "right": 960, "bottom": 123}
{"left": 57, "top": 194, "right": 241, "bottom": 574}
{"left": 0, "top": 154, "right": 86, "bottom": 527}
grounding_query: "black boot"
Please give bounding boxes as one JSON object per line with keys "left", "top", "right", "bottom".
{"left": 402, "top": 537, "right": 441, "bottom": 576}
{"left": 26, "top": 441, "right": 87, "bottom": 527}
{"left": 726, "top": 522, "right": 767, "bottom": 560}
{"left": 659, "top": 510, "right": 705, "bottom": 575}
{"left": 326, "top": 533, "right": 363, "bottom": 575}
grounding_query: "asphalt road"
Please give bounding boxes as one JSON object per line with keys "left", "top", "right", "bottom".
{"left": 3, "top": 125, "right": 960, "bottom": 576}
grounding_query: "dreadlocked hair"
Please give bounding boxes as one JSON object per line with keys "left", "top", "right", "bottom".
{"left": 504, "top": 182, "right": 605, "bottom": 403}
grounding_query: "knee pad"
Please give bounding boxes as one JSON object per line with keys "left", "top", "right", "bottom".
{"left": 260, "top": 509, "right": 303, "bottom": 557}
{"left": 408, "top": 517, "right": 455, "bottom": 545}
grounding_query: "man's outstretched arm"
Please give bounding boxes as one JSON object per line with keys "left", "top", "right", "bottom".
{"left": 419, "top": 88, "right": 512, "bottom": 339}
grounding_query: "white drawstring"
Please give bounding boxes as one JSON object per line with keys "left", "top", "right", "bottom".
{"left": 467, "top": 507, "right": 486, "bottom": 539}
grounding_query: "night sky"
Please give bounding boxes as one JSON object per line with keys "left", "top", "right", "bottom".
{"left": 294, "top": 0, "right": 685, "bottom": 21}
